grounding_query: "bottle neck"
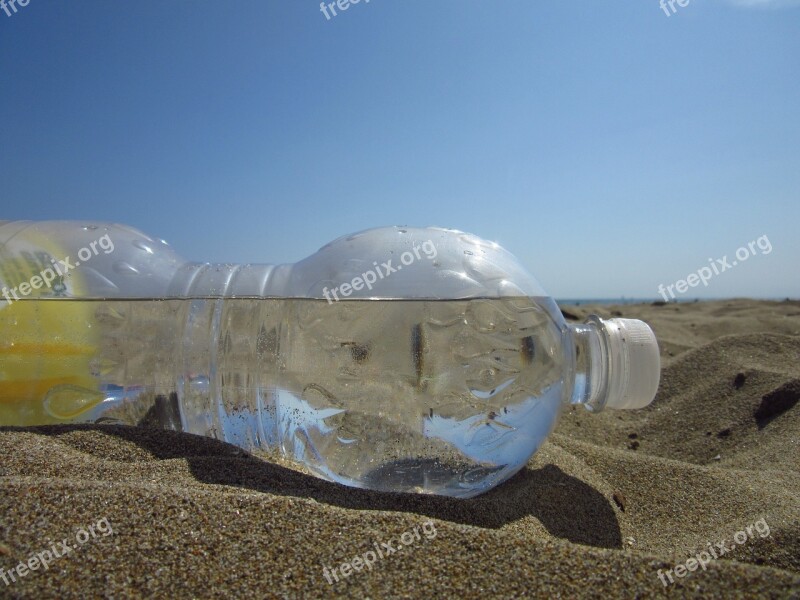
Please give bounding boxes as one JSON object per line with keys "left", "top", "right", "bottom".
{"left": 567, "top": 315, "right": 661, "bottom": 412}
{"left": 167, "top": 262, "right": 291, "bottom": 297}
{"left": 567, "top": 318, "right": 609, "bottom": 412}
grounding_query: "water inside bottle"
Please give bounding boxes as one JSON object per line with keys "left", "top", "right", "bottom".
{"left": 1, "top": 296, "right": 566, "bottom": 497}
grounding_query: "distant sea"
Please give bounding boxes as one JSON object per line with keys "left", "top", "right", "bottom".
{"left": 556, "top": 298, "right": 790, "bottom": 305}
{"left": 556, "top": 298, "right": 681, "bottom": 305}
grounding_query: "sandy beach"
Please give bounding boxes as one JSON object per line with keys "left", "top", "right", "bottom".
{"left": 1, "top": 299, "right": 798, "bottom": 599}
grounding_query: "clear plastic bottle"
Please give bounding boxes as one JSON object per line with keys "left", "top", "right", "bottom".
{"left": 0, "top": 221, "right": 660, "bottom": 498}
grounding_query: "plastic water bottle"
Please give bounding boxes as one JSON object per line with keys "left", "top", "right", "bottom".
{"left": 0, "top": 221, "right": 660, "bottom": 498}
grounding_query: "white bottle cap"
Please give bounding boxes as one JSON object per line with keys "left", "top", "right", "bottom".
{"left": 600, "top": 318, "right": 661, "bottom": 410}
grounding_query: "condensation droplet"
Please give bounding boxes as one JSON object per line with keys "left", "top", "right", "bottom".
{"left": 112, "top": 261, "right": 140, "bottom": 275}
{"left": 133, "top": 240, "right": 155, "bottom": 254}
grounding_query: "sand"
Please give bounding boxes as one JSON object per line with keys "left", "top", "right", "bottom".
{"left": 1, "top": 299, "right": 799, "bottom": 599}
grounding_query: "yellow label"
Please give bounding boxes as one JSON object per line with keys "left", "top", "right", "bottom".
{"left": 0, "top": 231, "right": 100, "bottom": 425}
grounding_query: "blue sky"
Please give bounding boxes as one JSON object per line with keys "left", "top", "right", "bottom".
{"left": 1, "top": 0, "right": 798, "bottom": 299}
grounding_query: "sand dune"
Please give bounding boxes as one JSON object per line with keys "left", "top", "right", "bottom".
{"left": 1, "top": 299, "right": 798, "bottom": 598}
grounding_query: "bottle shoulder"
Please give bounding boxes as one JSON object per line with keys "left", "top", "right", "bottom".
{"left": 288, "top": 226, "right": 548, "bottom": 300}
